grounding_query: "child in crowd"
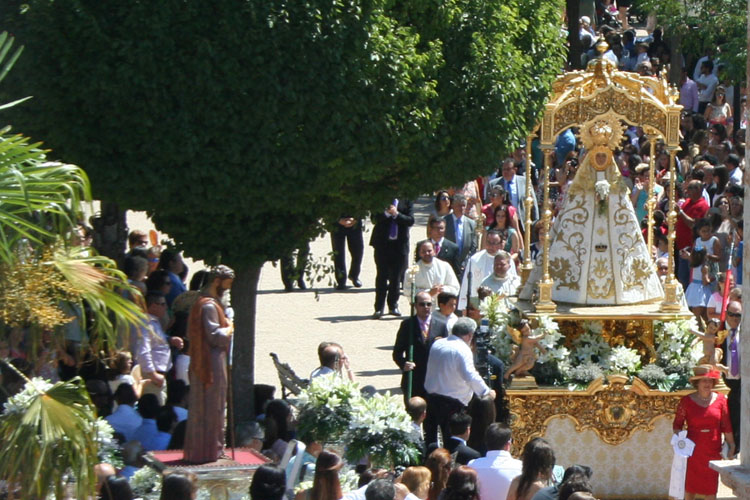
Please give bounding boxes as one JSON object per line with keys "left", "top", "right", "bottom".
{"left": 682, "top": 247, "right": 714, "bottom": 324}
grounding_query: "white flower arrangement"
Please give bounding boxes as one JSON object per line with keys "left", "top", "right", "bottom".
{"left": 651, "top": 318, "right": 703, "bottom": 387}
{"left": 479, "top": 294, "right": 511, "bottom": 331}
{"left": 568, "top": 361, "right": 604, "bottom": 384}
{"left": 595, "top": 180, "right": 610, "bottom": 215}
{"left": 490, "top": 326, "right": 516, "bottom": 362}
{"left": 535, "top": 317, "right": 566, "bottom": 365}
{"left": 297, "top": 374, "right": 363, "bottom": 444}
{"left": 2, "top": 377, "right": 53, "bottom": 415}
{"left": 607, "top": 345, "right": 642, "bottom": 374}
{"left": 94, "top": 418, "right": 123, "bottom": 468}
{"left": 344, "top": 392, "right": 420, "bottom": 468}
{"left": 129, "top": 466, "right": 161, "bottom": 497}
{"left": 572, "top": 331, "right": 612, "bottom": 366}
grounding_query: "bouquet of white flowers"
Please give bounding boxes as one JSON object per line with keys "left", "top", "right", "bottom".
{"left": 607, "top": 345, "right": 642, "bottom": 374}
{"left": 297, "top": 374, "right": 363, "bottom": 444}
{"left": 345, "top": 393, "right": 421, "bottom": 469}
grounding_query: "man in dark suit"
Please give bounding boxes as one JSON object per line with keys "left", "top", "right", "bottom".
{"left": 444, "top": 412, "right": 481, "bottom": 465}
{"left": 370, "top": 198, "right": 414, "bottom": 318}
{"left": 443, "top": 194, "right": 477, "bottom": 278}
{"left": 490, "top": 158, "right": 538, "bottom": 233}
{"left": 331, "top": 215, "right": 364, "bottom": 290}
{"left": 418, "top": 215, "right": 461, "bottom": 278}
{"left": 393, "top": 291, "right": 449, "bottom": 402}
{"left": 722, "top": 300, "right": 742, "bottom": 451}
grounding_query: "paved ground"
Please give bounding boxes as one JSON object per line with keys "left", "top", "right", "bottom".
{"left": 128, "top": 197, "right": 736, "bottom": 499}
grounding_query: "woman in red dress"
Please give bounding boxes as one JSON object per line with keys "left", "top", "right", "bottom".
{"left": 673, "top": 365, "right": 736, "bottom": 500}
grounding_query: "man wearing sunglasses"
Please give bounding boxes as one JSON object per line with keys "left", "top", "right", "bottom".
{"left": 722, "top": 300, "right": 743, "bottom": 452}
{"left": 393, "top": 291, "right": 449, "bottom": 404}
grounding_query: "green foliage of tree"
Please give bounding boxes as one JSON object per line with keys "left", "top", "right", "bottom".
{"left": 640, "top": 0, "right": 746, "bottom": 82}
{"left": 2, "top": 0, "right": 565, "bottom": 423}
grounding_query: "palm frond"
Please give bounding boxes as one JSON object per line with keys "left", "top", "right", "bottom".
{"left": 52, "top": 245, "right": 148, "bottom": 351}
{"left": 0, "top": 31, "right": 24, "bottom": 86}
{"left": 0, "top": 131, "right": 90, "bottom": 266}
{"left": 0, "top": 376, "right": 98, "bottom": 499}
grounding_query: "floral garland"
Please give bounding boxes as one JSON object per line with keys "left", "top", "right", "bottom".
{"left": 297, "top": 374, "right": 363, "bottom": 444}
{"left": 478, "top": 292, "right": 700, "bottom": 390}
{"left": 344, "top": 392, "right": 421, "bottom": 469}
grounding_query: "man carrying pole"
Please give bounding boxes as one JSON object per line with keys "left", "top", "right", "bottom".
{"left": 393, "top": 291, "right": 448, "bottom": 404}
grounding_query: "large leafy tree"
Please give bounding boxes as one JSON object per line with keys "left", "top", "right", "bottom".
{"left": 2, "top": 0, "right": 565, "bottom": 424}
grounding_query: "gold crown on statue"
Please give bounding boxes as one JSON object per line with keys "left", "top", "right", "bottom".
{"left": 579, "top": 115, "right": 626, "bottom": 151}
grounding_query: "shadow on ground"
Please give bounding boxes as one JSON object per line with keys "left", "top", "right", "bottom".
{"left": 316, "top": 314, "right": 376, "bottom": 323}
{"left": 356, "top": 368, "right": 401, "bottom": 377}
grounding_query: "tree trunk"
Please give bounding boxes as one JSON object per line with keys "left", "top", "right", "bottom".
{"left": 567, "top": 0, "right": 582, "bottom": 70}
{"left": 89, "top": 200, "right": 128, "bottom": 266}
{"left": 668, "top": 34, "right": 682, "bottom": 85}
{"left": 230, "top": 265, "right": 260, "bottom": 431}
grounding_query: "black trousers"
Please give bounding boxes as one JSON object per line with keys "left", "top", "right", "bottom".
{"left": 280, "top": 243, "right": 310, "bottom": 288}
{"left": 373, "top": 244, "right": 405, "bottom": 311}
{"left": 331, "top": 224, "right": 364, "bottom": 285}
{"left": 726, "top": 378, "right": 741, "bottom": 452}
{"left": 424, "top": 392, "right": 466, "bottom": 446}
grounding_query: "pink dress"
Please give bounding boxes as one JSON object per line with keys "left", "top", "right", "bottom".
{"left": 673, "top": 394, "right": 732, "bottom": 495}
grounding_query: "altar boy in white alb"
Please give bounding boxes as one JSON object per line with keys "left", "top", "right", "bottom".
{"left": 404, "top": 240, "right": 460, "bottom": 299}
{"left": 479, "top": 252, "right": 521, "bottom": 298}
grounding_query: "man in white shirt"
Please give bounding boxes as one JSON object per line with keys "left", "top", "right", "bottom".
{"left": 310, "top": 341, "right": 355, "bottom": 381}
{"left": 423, "top": 317, "right": 495, "bottom": 445}
{"left": 433, "top": 292, "right": 459, "bottom": 332}
{"left": 696, "top": 60, "right": 719, "bottom": 114}
{"left": 727, "top": 154, "right": 743, "bottom": 186}
{"left": 458, "top": 230, "right": 517, "bottom": 311}
{"left": 404, "top": 240, "right": 460, "bottom": 300}
{"left": 468, "top": 424, "right": 522, "bottom": 500}
{"left": 479, "top": 252, "right": 521, "bottom": 297}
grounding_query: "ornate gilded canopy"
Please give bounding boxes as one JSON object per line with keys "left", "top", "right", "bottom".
{"left": 519, "top": 44, "right": 686, "bottom": 316}
{"left": 539, "top": 44, "right": 682, "bottom": 147}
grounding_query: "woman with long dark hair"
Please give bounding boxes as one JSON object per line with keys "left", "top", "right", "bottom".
{"left": 250, "top": 465, "right": 287, "bottom": 500}
{"left": 295, "top": 450, "right": 343, "bottom": 500}
{"left": 160, "top": 470, "right": 198, "bottom": 500}
{"left": 263, "top": 399, "right": 293, "bottom": 457}
{"left": 506, "top": 438, "right": 556, "bottom": 500}
{"left": 490, "top": 204, "right": 521, "bottom": 261}
{"left": 441, "top": 466, "right": 480, "bottom": 500}
{"left": 434, "top": 190, "right": 452, "bottom": 218}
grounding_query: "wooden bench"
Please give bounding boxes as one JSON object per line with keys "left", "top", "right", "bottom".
{"left": 269, "top": 352, "right": 309, "bottom": 400}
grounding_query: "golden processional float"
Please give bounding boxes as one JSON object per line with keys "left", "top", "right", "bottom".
{"left": 494, "top": 43, "right": 713, "bottom": 498}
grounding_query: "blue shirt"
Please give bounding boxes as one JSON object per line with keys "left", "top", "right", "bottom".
{"left": 165, "top": 271, "right": 186, "bottom": 306}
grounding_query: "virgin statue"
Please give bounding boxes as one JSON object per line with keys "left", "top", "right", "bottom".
{"left": 520, "top": 116, "right": 663, "bottom": 305}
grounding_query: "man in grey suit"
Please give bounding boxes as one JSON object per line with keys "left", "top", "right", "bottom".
{"left": 443, "top": 194, "right": 476, "bottom": 279}
{"left": 490, "top": 158, "right": 538, "bottom": 233}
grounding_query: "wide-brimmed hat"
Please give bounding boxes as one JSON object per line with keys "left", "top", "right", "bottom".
{"left": 689, "top": 364, "right": 722, "bottom": 385}
{"left": 634, "top": 163, "right": 650, "bottom": 174}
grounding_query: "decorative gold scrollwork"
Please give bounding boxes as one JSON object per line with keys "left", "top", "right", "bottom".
{"left": 508, "top": 375, "right": 691, "bottom": 448}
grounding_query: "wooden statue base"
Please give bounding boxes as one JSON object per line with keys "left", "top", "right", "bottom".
{"left": 508, "top": 375, "right": 538, "bottom": 389}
